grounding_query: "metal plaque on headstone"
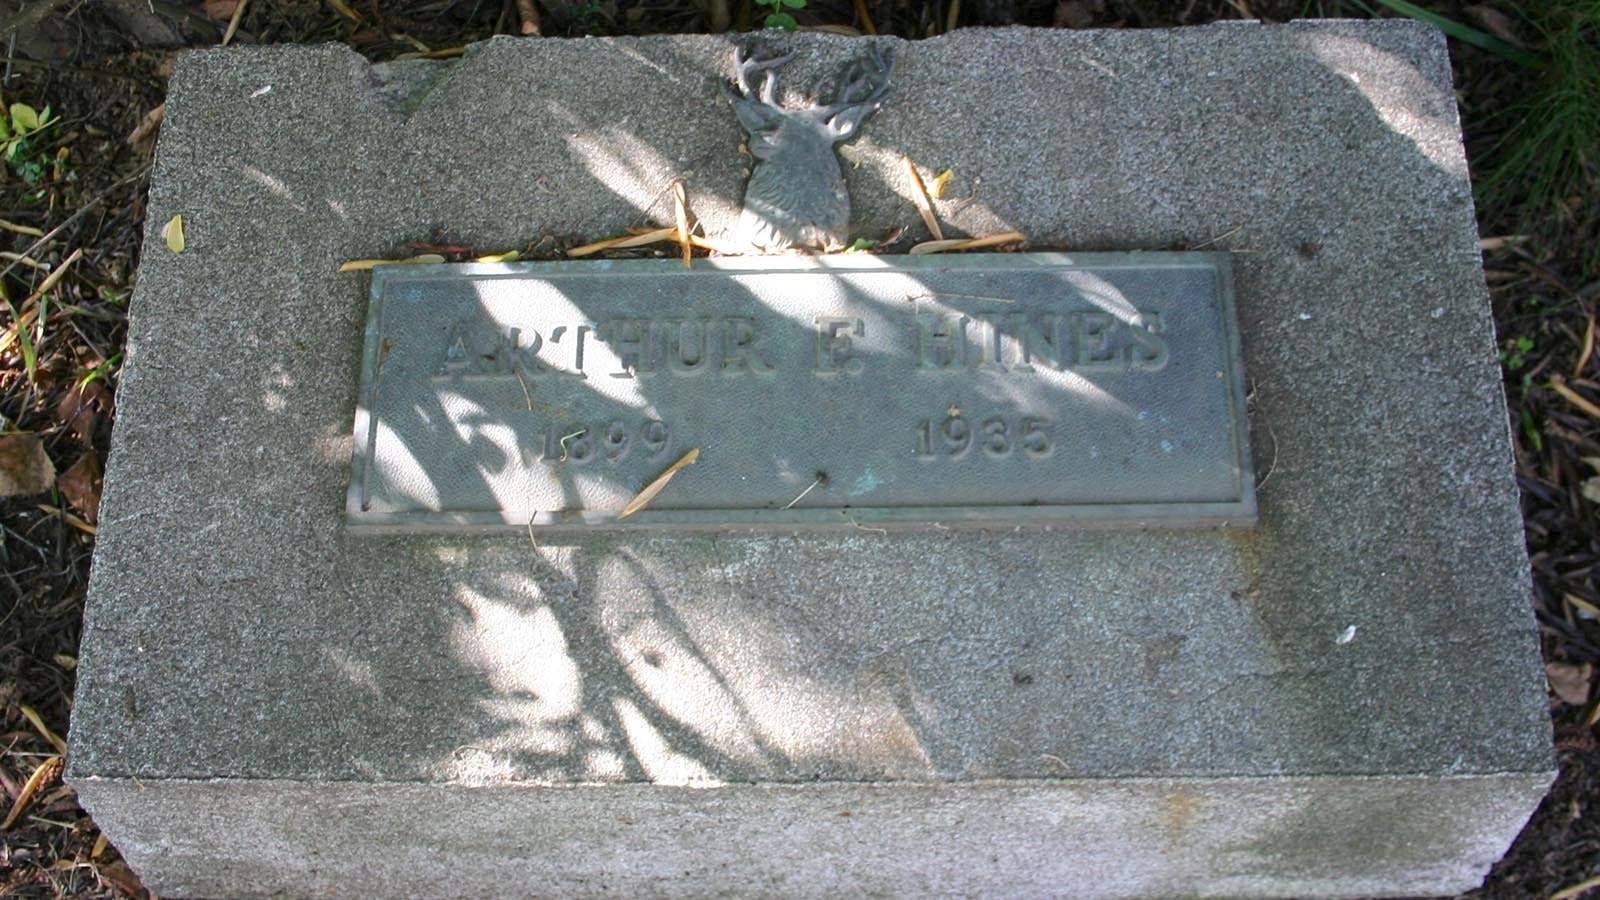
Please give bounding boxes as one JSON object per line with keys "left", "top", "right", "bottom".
{"left": 346, "top": 252, "right": 1254, "bottom": 530}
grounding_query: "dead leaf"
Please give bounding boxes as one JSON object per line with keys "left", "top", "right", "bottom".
{"left": 0, "top": 433, "right": 55, "bottom": 496}
{"left": 1584, "top": 477, "right": 1600, "bottom": 505}
{"left": 59, "top": 452, "right": 103, "bottom": 524}
{"left": 1, "top": 756, "right": 62, "bottom": 830}
{"left": 929, "top": 169, "right": 954, "bottom": 200}
{"left": 56, "top": 380, "right": 112, "bottom": 444}
{"left": 201, "top": 0, "right": 238, "bottom": 19}
{"left": 163, "top": 214, "right": 185, "bottom": 253}
{"left": 125, "top": 102, "right": 165, "bottom": 147}
{"left": 1548, "top": 661, "right": 1593, "bottom": 706}
{"left": 1465, "top": 5, "right": 1523, "bottom": 45}
{"left": 618, "top": 448, "right": 700, "bottom": 519}
{"left": 97, "top": 861, "right": 145, "bottom": 896}
{"left": 1054, "top": 0, "right": 1101, "bottom": 27}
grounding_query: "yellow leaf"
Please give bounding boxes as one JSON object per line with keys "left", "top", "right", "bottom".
{"left": 618, "top": 448, "right": 700, "bottom": 519}
{"left": 162, "top": 214, "right": 186, "bottom": 253}
{"left": 930, "top": 168, "right": 954, "bottom": 199}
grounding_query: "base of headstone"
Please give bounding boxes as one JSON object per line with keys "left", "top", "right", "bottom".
{"left": 69, "top": 22, "right": 1552, "bottom": 898}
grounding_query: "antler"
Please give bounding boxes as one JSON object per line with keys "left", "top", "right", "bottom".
{"left": 819, "top": 43, "right": 894, "bottom": 139}
{"left": 730, "top": 45, "right": 796, "bottom": 107}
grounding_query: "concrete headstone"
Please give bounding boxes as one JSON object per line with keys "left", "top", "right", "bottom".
{"left": 68, "top": 23, "right": 1551, "bottom": 898}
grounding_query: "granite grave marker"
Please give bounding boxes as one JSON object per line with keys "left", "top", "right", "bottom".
{"left": 67, "top": 23, "right": 1552, "bottom": 898}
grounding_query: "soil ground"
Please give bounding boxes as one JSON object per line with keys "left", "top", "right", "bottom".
{"left": 0, "top": 1, "right": 1595, "bottom": 897}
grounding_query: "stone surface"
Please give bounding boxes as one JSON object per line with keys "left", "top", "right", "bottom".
{"left": 350, "top": 253, "right": 1253, "bottom": 530}
{"left": 68, "top": 22, "right": 1551, "bottom": 899}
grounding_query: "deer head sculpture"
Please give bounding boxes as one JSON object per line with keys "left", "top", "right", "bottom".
{"left": 725, "top": 43, "right": 894, "bottom": 252}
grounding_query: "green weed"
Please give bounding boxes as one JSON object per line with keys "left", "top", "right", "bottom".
{"left": 0, "top": 102, "right": 60, "bottom": 187}
{"left": 757, "top": 0, "right": 805, "bottom": 30}
{"left": 1473, "top": 1, "right": 1600, "bottom": 271}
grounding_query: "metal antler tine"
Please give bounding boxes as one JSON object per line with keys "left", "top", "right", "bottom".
{"left": 819, "top": 44, "right": 894, "bottom": 118}
{"left": 731, "top": 45, "right": 796, "bottom": 104}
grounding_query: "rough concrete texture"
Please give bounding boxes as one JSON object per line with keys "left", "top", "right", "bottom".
{"left": 68, "top": 22, "right": 1552, "bottom": 898}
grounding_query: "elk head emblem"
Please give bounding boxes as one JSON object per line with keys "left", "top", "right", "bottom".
{"left": 725, "top": 43, "right": 894, "bottom": 252}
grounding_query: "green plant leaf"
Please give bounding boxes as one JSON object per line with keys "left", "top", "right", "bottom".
{"left": 1368, "top": 0, "right": 1541, "bottom": 68}
{"left": 78, "top": 353, "right": 122, "bottom": 390}
{"left": 10, "top": 103, "right": 39, "bottom": 133}
{"left": 780, "top": 0, "right": 806, "bottom": 9}
{"left": 763, "top": 10, "right": 798, "bottom": 28}
{"left": 0, "top": 119, "right": 11, "bottom": 141}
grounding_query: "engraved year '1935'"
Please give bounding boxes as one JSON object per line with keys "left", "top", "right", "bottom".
{"left": 914, "top": 412, "right": 1051, "bottom": 459}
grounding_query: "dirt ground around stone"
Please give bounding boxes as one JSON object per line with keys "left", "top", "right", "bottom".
{"left": 0, "top": 1, "right": 1595, "bottom": 898}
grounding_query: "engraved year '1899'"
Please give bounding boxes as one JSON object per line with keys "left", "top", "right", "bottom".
{"left": 540, "top": 418, "right": 672, "bottom": 464}
{"left": 914, "top": 412, "right": 1051, "bottom": 459}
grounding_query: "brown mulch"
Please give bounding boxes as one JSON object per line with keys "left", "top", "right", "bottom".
{"left": 0, "top": 2, "right": 1595, "bottom": 898}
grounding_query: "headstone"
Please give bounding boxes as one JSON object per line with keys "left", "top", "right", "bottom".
{"left": 68, "top": 23, "right": 1552, "bottom": 898}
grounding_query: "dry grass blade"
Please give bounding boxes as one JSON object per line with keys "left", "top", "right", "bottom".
{"left": 126, "top": 102, "right": 165, "bottom": 146}
{"left": 672, "top": 180, "right": 692, "bottom": 268}
{"left": 618, "top": 448, "right": 700, "bottom": 519}
{"left": 1550, "top": 376, "right": 1600, "bottom": 420}
{"left": 1552, "top": 874, "right": 1600, "bottom": 900}
{"left": 37, "top": 502, "right": 97, "bottom": 535}
{"left": 474, "top": 250, "right": 520, "bottom": 263}
{"left": 1575, "top": 314, "right": 1595, "bottom": 378}
{"left": 24, "top": 246, "right": 82, "bottom": 307}
{"left": 1, "top": 756, "right": 63, "bottom": 830}
{"left": 0, "top": 251, "right": 48, "bottom": 270}
{"left": 324, "top": 0, "right": 361, "bottom": 21}
{"left": 568, "top": 226, "right": 677, "bottom": 258}
{"left": 690, "top": 234, "right": 751, "bottom": 255}
{"left": 909, "top": 231, "right": 1026, "bottom": 255}
{"left": 221, "top": 0, "right": 249, "bottom": 45}
{"left": 91, "top": 832, "right": 109, "bottom": 859}
{"left": 0, "top": 218, "right": 45, "bottom": 237}
{"left": 337, "top": 254, "right": 447, "bottom": 272}
{"left": 0, "top": 246, "right": 80, "bottom": 355}
{"left": 852, "top": 0, "right": 877, "bottom": 33}
{"left": 902, "top": 156, "right": 943, "bottom": 241}
{"left": 19, "top": 704, "right": 67, "bottom": 754}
